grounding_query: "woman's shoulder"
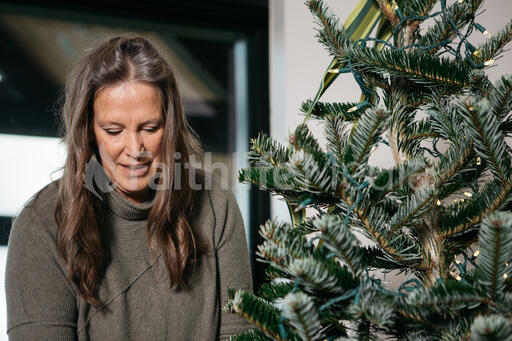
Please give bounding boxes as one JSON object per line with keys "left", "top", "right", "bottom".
{"left": 190, "top": 168, "right": 244, "bottom": 250}
{"left": 12, "top": 179, "right": 61, "bottom": 235}
{"left": 192, "top": 168, "right": 235, "bottom": 211}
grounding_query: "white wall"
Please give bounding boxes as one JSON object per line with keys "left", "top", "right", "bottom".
{"left": 269, "top": 0, "right": 512, "bottom": 220}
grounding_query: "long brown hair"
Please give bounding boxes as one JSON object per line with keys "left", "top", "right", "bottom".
{"left": 55, "top": 35, "right": 205, "bottom": 309}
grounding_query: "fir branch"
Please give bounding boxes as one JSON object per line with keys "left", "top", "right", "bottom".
{"left": 344, "top": 107, "right": 389, "bottom": 171}
{"left": 288, "top": 150, "right": 339, "bottom": 194}
{"left": 458, "top": 97, "right": 512, "bottom": 183}
{"left": 238, "top": 166, "right": 300, "bottom": 196}
{"left": 324, "top": 114, "right": 349, "bottom": 169}
{"left": 314, "top": 214, "right": 363, "bottom": 276}
{"left": 427, "top": 93, "right": 465, "bottom": 144}
{"left": 477, "top": 212, "right": 512, "bottom": 301}
{"left": 355, "top": 200, "right": 422, "bottom": 265}
{"left": 258, "top": 282, "right": 295, "bottom": 301}
{"left": 434, "top": 138, "right": 473, "bottom": 188}
{"left": 360, "top": 245, "right": 404, "bottom": 269}
{"left": 489, "top": 75, "right": 512, "bottom": 121}
{"left": 301, "top": 100, "right": 365, "bottom": 121}
{"left": 282, "top": 292, "right": 323, "bottom": 341}
{"left": 474, "top": 18, "right": 512, "bottom": 65}
{"left": 228, "top": 289, "right": 301, "bottom": 341}
{"left": 249, "top": 132, "right": 291, "bottom": 167}
{"left": 387, "top": 187, "right": 435, "bottom": 238}
{"left": 349, "top": 45, "right": 471, "bottom": 88}
{"left": 306, "top": 0, "right": 352, "bottom": 58}
{"left": 469, "top": 315, "right": 512, "bottom": 341}
{"left": 401, "top": 281, "right": 488, "bottom": 321}
{"left": 228, "top": 328, "right": 273, "bottom": 341}
{"left": 440, "top": 179, "right": 512, "bottom": 238}
{"left": 368, "top": 157, "right": 429, "bottom": 202}
{"left": 418, "top": 0, "right": 485, "bottom": 55}
{"left": 398, "top": 0, "right": 437, "bottom": 18}
{"left": 398, "top": 119, "right": 440, "bottom": 157}
{"left": 288, "top": 257, "right": 358, "bottom": 296}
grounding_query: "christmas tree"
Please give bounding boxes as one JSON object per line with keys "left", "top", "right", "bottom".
{"left": 225, "top": 0, "right": 512, "bottom": 339}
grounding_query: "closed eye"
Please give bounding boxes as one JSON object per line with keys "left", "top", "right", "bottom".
{"left": 144, "top": 126, "right": 159, "bottom": 133}
{"left": 104, "top": 129, "right": 121, "bottom": 136}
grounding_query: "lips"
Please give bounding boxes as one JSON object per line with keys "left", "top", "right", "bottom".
{"left": 120, "top": 162, "right": 150, "bottom": 176}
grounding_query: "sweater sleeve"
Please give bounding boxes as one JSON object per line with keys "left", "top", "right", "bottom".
{"left": 5, "top": 215, "right": 78, "bottom": 340}
{"left": 212, "top": 184, "right": 254, "bottom": 340}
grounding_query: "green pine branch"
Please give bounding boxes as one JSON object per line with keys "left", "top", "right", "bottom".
{"left": 281, "top": 292, "right": 323, "bottom": 341}
{"left": 314, "top": 214, "right": 363, "bottom": 276}
{"left": 306, "top": 0, "right": 352, "bottom": 58}
{"left": 226, "top": 289, "right": 301, "bottom": 341}
{"left": 489, "top": 75, "right": 512, "bottom": 121}
{"left": 458, "top": 97, "right": 512, "bottom": 183}
{"left": 418, "top": 0, "right": 485, "bottom": 55}
{"left": 476, "top": 212, "right": 512, "bottom": 301}
{"left": 249, "top": 132, "right": 291, "bottom": 167}
{"left": 344, "top": 107, "right": 389, "bottom": 171}
{"left": 474, "top": 18, "right": 512, "bottom": 65}
{"left": 350, "top": 45, "right": 472, "bottom": 88}
{"left": 301, "top": 100, "right": 365, "bottom": 121}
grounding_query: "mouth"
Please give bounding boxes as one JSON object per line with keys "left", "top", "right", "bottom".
{"left": 120, "top": 162, "right": 151, "bottom": 176}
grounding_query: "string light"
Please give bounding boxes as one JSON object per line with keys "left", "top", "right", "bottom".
{"left": 456, "top": 275, "right": 462, "bottom": 281}
{"left": 328, "top": 68, "right": 340, "bottom": 74}
{"left": 506, "top": 262, "right": 509, "bottom": 267}
{"left": 484, "top": 59, "right": 495, "bottom": 66}
{"left": 391, "top": 0, "right": 399, "bottom": 10}
{"left": 436, "top": 199, "right": 442, "bottom": 206}
{"left": 504, "top": 273, "right": 508, "bottom": 279}
{"left": 473, "top": 250, "right": 480, "bottom": 257}
{"left": 476, "top": 157, "right": 481, "bottom": 165}
{"left": 370, "top": 146, "right": 377, "bottom": 154}
{"left": 464, "top": 192, "right": 473, "bottom": 198}
{"left": 458, "top": 0, "right": 463, "bottom": 3}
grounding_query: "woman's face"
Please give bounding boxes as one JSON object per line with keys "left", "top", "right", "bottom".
{"left": 93, "top": 81, "right": 165, "bottom": 204}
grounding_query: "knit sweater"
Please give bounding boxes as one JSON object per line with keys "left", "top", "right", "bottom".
{"left": 5, "top": 161, "right": 253, "bottom": 340}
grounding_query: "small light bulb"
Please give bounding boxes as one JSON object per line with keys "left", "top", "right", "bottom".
{"left": 473, "top": 49, "right": 482, "bottom": 58}
{"left": 328, "top": 68, "right": 340, "bottom": 74}
{"left": 347, "top": 106, "right": 358, "bottom": 113}
{"left": 473, "top": 250, "right": 480, "bottom": 257}
{"left": 506, "top": 262, "right": 509, "bottom": 267}
{"left": 484, "top": 59, "right": 495, "bottom": 66}
{"left": 458, "top": 0, "right": 463, "bottom": 3}
{"left": 436, "top": 199, "right": 442, "bottom": 206}
{"left": 370, "top": 146, "right": 377, "bottom": 154}
{"left": 392, "top": 0, "right": 399, "bottom": 10}
{"left": 456, "top": 275, "right": 462, "bottom": 281}
{"left": 483, "top": 30, "right": 492, "bottom": 37}
{"left": 464, "top": 192, "right": 473, "bottom": 198}
{"left": 476, "top": 157, "right": 482, "bottom": 165}
{"left": 504, "top": 273, "right": 508, "bottom": 279}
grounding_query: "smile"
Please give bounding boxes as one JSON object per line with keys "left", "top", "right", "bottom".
{"left": 120, "top": 163, "right": 150, "bottom": 176}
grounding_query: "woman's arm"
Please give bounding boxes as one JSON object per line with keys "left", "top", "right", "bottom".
{"left": 5, "top": 217, "right": 78, "bottom": 340}
{"left": 211, "top": 182, "right": 254, "bottom": 340}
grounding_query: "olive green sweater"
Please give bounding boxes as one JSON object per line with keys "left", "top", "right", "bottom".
{"left": 5, "top": 163, "right": 253, "bottom": 340}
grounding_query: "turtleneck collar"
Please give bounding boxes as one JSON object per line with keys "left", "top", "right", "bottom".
{"left": 85, "top": 154, "right": 156, "bottom": 221}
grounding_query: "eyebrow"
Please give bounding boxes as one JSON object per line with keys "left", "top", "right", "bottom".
{"left": 96, "top": 118, "right": 162, "bottom": 127}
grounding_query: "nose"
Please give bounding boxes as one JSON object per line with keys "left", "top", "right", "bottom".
{"left": 125, "top": 131, "right": 145, "bottom": 157}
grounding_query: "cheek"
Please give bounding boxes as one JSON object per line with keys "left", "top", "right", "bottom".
{"left": 96, "top": 135, "right": 124, "bottom": 165}
{"left": 147, "top": 133, "right": 164, "bottom": 158}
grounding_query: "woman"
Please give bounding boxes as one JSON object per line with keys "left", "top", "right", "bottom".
{"left": 5, "top": 36, "right": 253, "bottom": 340}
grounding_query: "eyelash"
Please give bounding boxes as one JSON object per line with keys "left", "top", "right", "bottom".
{"left": 104, "top": 126, "right": 159, "bottom": 136}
